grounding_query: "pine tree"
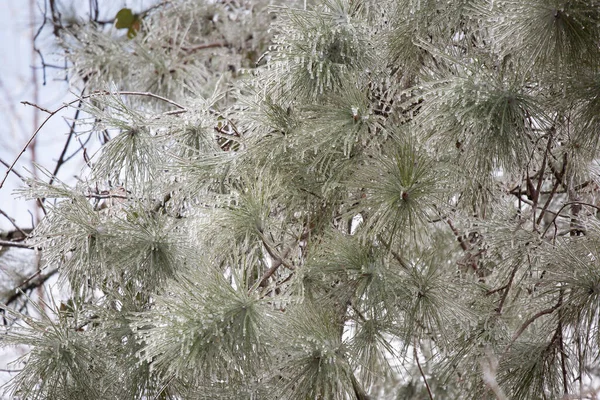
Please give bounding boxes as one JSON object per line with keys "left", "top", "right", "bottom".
{"left": 2, "top": 0, "right": 600, "bottom": 398}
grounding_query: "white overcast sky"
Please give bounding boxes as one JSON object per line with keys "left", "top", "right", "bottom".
{"left": 0, "top": 0, "right": 157, "bottom": 393}
{"left": 0, "top": 0, "right": 157, "bottom": 232}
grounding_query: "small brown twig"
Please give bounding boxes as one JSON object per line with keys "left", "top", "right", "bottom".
{"left": 0, "top": 158, "right": 26, "bottom": 182}
{"left": 536, "top": 152, "right": 565, "bottom": 226}
{"left": 542, "top": 201, "right": 600, "bottom": 238}
{"left": 259, "top": 233, "right": 295, "bottom": 271}
{"left": 486, "top": 284, "right": 509, "bottom": 296}
{"left": 414, "top": 344, "right": 434, "bottom": 400}
{"left": 21, "top": 101, "right": 51, "bottom": 114}
{"left": 0, "top": 240, "right": 34, "bottom": 249}
{"left": 496, "top": 263, "right": 520, "bottom": 314}
{"left": 0, "top": 368, "right": 22, "bottom": 373}
{"left": 506, "top": 302, "right": 561, "bottom": 352}
{"left": 2, "top": 268, "right": 58, "bottom": 308}
{"left": 377, "top": 235, "right": 410, "bottom": 271}
{"left": 0, "top": 209, "right": 28, "bottom": 237}
{"left": 48, "top": 95, "right": 84, "bottom": 187}
{"left": 180, "top": 42, "right": 227, "bottom": 53}
{"left": 1, "top": 90, "right": 187, "bottom": 190}
{"left": 255, "top": 239, "right": 295, "bottom": 290}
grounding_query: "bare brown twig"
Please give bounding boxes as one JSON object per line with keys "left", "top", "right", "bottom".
{"left": 0, "top": 240, "right": 34, "bottom": 249}
{"left": 1, "top": 268, "right": 58, "bottom": 309}
{"left": 506, "top": 302, "right": 561, "bottom": 352}
{"left": 414, "top": 345, "right": 434, "bottom": 400}
{"left": 1, "top": 90, "right": 187, "bottom": 190}
{"left": 21, "top": 101, "right": 51, "bottom": 114}
{"left": 542, "top": 201, "right": 600, "bottom": 238}
{"left": 0, "top": 209, "right": 28, "bottom": 237}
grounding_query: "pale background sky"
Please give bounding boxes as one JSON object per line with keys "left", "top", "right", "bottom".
{"left": 0, "top": 0, "right": 156, "bottom": 394}
{"left": 0, "top": 0, "right": 157, "bottom": 232}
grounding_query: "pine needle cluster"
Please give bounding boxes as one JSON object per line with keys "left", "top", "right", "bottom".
{"left": 3, "top": 0, "right": 600, "bottom": 398}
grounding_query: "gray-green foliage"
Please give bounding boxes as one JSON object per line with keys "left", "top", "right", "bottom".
{"left": 4, "top": 0, "right": 600, "bottom": 398}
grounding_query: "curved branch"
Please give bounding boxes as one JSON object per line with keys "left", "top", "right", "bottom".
{"left": 542, "top": 201, "right": 600, "bottom": 238}
{"left": 1, "top": 91, "right": 187, "bottom": 190}
{"left": 505, "top": 302, "right": 561, "bottom": 352}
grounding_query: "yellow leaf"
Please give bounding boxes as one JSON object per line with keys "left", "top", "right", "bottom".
{"left": 115, "top": 8, "right": 135, "bottom": 29}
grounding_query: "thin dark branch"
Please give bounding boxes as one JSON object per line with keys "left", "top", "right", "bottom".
{"left": 2, "top": 268, "right": 58, "bottom": 308}
{"left": 507, "top": 302, "right": 561, "bottom": 351}
{"left": 48, "top": 0, "right": 63, "bottom": 37}
{"left": 349, "top": 372, "right": 371, "bottom": 400}
{"left": 253, "top": 216, "right": 319, "bottom": 291}
{"left": 181, "top": 42, "right": 227, "bottom": 53}
{"left": 62, "top": 131, "right": 93, "bottom": 163}
{"left": 33, "top": 0, "right": 47, "bottom": 42}
{"left": 32, "top": 0, "right": 48, "bottom": 85}
{"left": 256, "top": 244, "right": 294, "bottom": 289}
{"left": 256, "top": 258, "right": 284, "bottom": 289}
{"left": 106, "top": 90, "right": 186, "bottom": 110}
{"left": 0, "top": 158, "right": 26, "bottom": 182}
{"left": 260, "top": 233, "right": 295, "bottom": 271}
{"left": 554, "top": 290, "right": 569, "bottom": 395}
{"left": 32, "top": 63, "right": 66, "bottom": 70}
{"left": 75, "top": 314, "right": 99, "bottom": 331}
{"left": 48, "top": 98, "right": 83, "bottom": 187}
{"left": 536, "top": 177, "right": 562, "bottom": 226}
{"left": 536, "top": 145, "right": 565, "bottom": 226}
{"left": 0, "top": 240, "right": 35, "bottom": 249}
{"left": 89, "top": 0, "right": 99, "bottom": 22}
{"left": 414, "top": 345, "right": 434, "bottom": 400}
{"left": 21, "top": 101, "right": 52, "bottom": 114}
{"left": 162, "top": 109, "right": 188, "bottom": 116}
{"left": 446, "top": 218, "right": 479, "bottom": 271}
{"left": 16, "top": 294, "right": 30, "bottom": 315}
{"left": 1, "top": 102, "right": 70, "bottom": 189}
{"left": 486, "top": 283, "right": 509, "bottom": 296}
{"left": 0, "top": 209, "right": 28, "bottom": 237}
{"left": 85, "top": 193, "right": 129, "bottom": 200}
{"left": 152, "top": 374, "right": 176, "bottom": 400}
{"left": 0, "top": 368, "right": 22, "bottom": 373}
{"left": 559, "top": 321, "right": 568, "bottom": 394}
{"left": 531, "top": 134, "right": 552, "bottom": 230}
{"left": 516, "top": 195, "right": 567, "bottom": 218}
{"left": 349, "top": 301, "right": 367, "bottom": 322}
{"left": 1, "top": 90, "right": 187, "bottom": 190}
{"left": 446, "top": 218, "right": 468, "bottom": 252}
{"left": 542, "top": 201, "right": 600, "bottom": 238}
{"left": 378, "top": 235, "right": 410, "bottom": 271}
{"left": 15, "top": 266, "right": 53, "bottom": 291}
{"left": 497, "top": 263, "right": 520, "bottom": 314}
